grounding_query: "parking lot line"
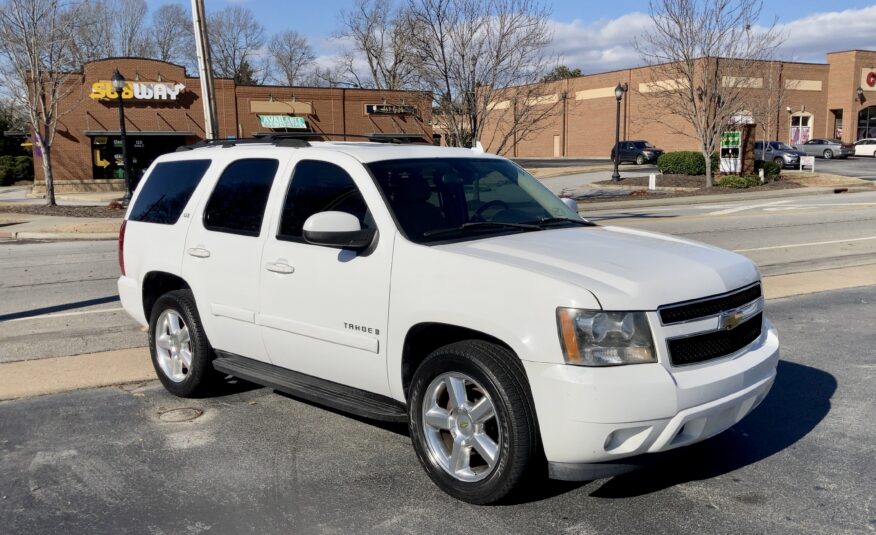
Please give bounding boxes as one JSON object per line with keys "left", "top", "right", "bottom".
{"left": 734, "top": 235, "right": 876, "bottom": 253}
{"left": 2, "top": 306, "right": 126, "bottom": 323}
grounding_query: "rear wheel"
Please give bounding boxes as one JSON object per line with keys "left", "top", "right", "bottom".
{"left": 823, "top": 149, "right": 833, "bottom": 159}
{"left": 148, "top": 290, "right": 219, "bottom": 397}
{"left": 408, "top": 340, "right": 539, "bottom": 504}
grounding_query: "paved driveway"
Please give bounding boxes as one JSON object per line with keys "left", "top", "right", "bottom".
{"left": 807, "top": 156, "right": 876, "bottom": 179}
{"left": 1, "top": 287, "right": 873, "bottom": 534}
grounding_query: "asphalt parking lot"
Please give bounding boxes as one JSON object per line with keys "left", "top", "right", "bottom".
{"left": 1, "top": 286, "right": 873, "bottom": 534}
{"left": 809, "top": 155, "right": 876, "bottom": 179}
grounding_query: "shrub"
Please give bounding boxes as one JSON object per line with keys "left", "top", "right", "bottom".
{"left": 12, "top": 155, "right": 33, "bottom": 182}
{"left": 0, "top": 155, "right": 31, "bottom": 185}
{"left": 0, "top": 155, "right": 15, "bottom": 186}
{"left": 754, "top": 160, "right": 781, "bottom": 180}
{"left": 656, "top": 151, "right": 719, "bottom": 176}
{"left": 718, "top": 175, "right": 761, "bottom": 188}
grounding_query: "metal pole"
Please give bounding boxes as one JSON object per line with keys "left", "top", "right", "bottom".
{"left": 611, "top": 96, "right": 622, "bottom": 182}
{"left": 117, "top": 94, "right": 132, "bottom": 204}
{"left": 192, "top": 0, "right": 218, "bottom": 139}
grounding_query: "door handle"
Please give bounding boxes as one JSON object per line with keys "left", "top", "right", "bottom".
{"left": 187, "top": 247, "right": 211, "bottom": 258}
{"left": 266, "top": 261, "right": 295, "bottom": 274}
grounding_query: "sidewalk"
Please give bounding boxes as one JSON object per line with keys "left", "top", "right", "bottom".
{"left": 0, "top": 212, "right": 121, "bottom": 240}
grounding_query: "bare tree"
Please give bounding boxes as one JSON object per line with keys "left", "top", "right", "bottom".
{"left": 66, "top": 0, "right": 114, "bottom": 65}
{"left": 207, "top": 6, "right": 265, "bottom": 84}
{"left": 114, "top": 0, "right": 150, "bottom": 57}
{"left": 268, "top": 31, "right": 314, "bottom": 86}
{"left": 0, "top": 0, "right": 82, "bottom": 205}
{"left": 406, "top": 0, "right": 556, "bottom": 151}
{"left": 150, "top": 3, "right": 195, "bottom": 68}
{"left": 749, "top": 61, "right": 797, "bottom": 160}
{"left": 338, "top": 0, "right": 419, "bottom": 90}
{"left": 636, "top": 0, "right": 784, "bottom": 186}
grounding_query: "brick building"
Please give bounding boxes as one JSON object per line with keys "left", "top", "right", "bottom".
{"left": 475, "top": 50, "right": 876, "bottom": 158}
{"left": 35, "top": 58, "right": 432, "bottom": 193}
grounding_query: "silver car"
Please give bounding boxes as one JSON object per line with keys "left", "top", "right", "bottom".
{"left": 793, "top": 138, "right": 854, "bottom": 159}
{"left": 754, "top": 141, "right": 806, "bottom": 168}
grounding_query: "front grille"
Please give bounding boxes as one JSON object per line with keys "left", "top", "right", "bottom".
{"left": 667, "top": 313, "right": 763, "bottom": 366}
{"left": 659, "top": 283, "right": 762, "bottom": 324}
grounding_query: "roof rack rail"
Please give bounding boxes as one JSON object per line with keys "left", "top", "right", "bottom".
{"left": 175, "top": 137, "right": 310, "bottom": 152}
{"left": 252, "top": 132, "right": 430, "bottom": 144}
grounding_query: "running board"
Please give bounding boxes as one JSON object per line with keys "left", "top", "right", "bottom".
{"left": 212, "top": 352, "right": 408, "bottom": 423}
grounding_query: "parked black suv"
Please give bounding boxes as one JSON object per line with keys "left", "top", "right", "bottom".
{"left": 610, "top": 140, "right": 664, "bottom": 165}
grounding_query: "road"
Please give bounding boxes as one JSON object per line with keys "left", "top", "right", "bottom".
{"left": 1, "top": 286, "right": 873, "bottom": 534}
{"left": 0, "top": 240, "right": 143, "bottom": 363}
{"left": 583, "top": 190, "right": 876, "bottom": 276}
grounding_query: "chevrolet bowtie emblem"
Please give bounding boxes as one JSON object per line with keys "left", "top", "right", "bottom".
{"left": 719, "top": 308, "right": 745, "bottom": 331}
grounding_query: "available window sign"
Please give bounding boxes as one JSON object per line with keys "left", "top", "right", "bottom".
{"left": 365, "top": 104, "right": 417, "bottom": 115}
{"left": 259, "top": 115, "right": 307, "bottom": 129}
{"left": 90, "top": 81, "right": 186, "bottom": 101}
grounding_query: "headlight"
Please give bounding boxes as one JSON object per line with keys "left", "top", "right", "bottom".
{"left": 556, "top": 308, "right": 656, "bottom": 366}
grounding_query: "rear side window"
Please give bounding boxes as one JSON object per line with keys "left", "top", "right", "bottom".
{"left": 277, "top": 160, "right": 370, "bottom": 240}
{"left": 129, "top": 160, "right": 211, "bottom": 224}
{"left": 203, "top": 158, "right": 279, "bottom": 236}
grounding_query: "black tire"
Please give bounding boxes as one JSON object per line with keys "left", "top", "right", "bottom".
{"left": 823, "top": 149, "right": 833, "bottom": 160}
{"left": 148, "top": 289, "right": 219, "bottom": 398}
{"left": 635, "top": 154, "right": 646, "bottom": 165}
{"left": 408, "top": 340, "right": 540, "bottom": 504}
{"left": 773, "top": 157, "right": 785, "bottom": 167}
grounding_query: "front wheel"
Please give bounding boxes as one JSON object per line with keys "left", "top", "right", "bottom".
{"left": 148, "top": 290, "right": 219, "bottom": 397}
{"left": 773, "top": 157, "right": 785, "bottom": 167}
{"left": 408, "top": 341, "right": 540, "bottom": 504}
{"left": 635, "top": 154, "right": 646, "bottom": 165}
{"left": 823, "top": 149, "right": 833, "bottom": 159}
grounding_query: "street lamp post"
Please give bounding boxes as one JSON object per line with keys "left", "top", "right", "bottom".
{"left": 111, "top": 69, "right": 133, "bottom": 204}
{"left": 611, "top": 83, "right": 627, "bottom": 182}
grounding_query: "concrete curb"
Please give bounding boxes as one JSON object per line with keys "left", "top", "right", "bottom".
{"left": 0, "top": 230, "right": 119, "bottom": 240}
{"left": 577, "top": 185, "right": 874, "bottom": 210}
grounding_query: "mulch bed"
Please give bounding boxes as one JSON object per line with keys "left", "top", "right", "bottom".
{"left": 583, "top": 175, "right": 802, "bottom": 202}
{"left": 0, "top": 204, "right": 125, "bottom": 218}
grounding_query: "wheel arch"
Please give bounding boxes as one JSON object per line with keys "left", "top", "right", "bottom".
{"left": 142, "top": 271, "right": 191, "bottom": 320}
{"left": 400, "top": 322, "right": 523, "bottom": 398}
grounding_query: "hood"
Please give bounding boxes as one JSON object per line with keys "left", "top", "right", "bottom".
{"left": 437, "top": 226, "right": 759, "bottom": 310}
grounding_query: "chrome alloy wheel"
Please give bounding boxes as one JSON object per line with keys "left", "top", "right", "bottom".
{"left": 422, "top": 372, "right": 501, "bottom": 482}
{"left": 154, "top": 309, "right": 193, "bottom": 383}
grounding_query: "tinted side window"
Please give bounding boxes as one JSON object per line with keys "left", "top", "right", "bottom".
{"left": 129, "top": 160, "right": 211, "bottom": 224}
{"left": 203, "top": 158, "right": 279, "bottom": 236}
{"left": 278, "top": 160, "right": 369, "bottom": 240}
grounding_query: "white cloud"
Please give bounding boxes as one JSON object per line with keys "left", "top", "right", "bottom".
{"left": 547, "top": 6, "right": 876, "bottom": 74}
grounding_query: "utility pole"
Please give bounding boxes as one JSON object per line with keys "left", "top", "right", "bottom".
{"left": 191, "top": 0, "right": 218, "bottom": 139}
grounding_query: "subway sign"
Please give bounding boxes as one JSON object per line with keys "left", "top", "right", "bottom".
{"left": 89, "top": 81, "right": 186, "bottom": 101}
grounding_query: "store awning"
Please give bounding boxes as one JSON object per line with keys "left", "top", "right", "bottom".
{"left": 84, "top": 130, "right": 195, "bottom": 136}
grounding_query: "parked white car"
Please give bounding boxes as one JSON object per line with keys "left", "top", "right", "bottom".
{"left": 854, "top": 138, "right": 876, "bottom": 157}
{"left": 118, "top": 138, "right": 779, "bottom": 504}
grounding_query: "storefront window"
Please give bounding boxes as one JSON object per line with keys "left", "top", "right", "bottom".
{"left": 790, "top": 113, "right": 812, "bottom": 144}
{"left": 858, "top": 106, "right": 876, "bottom": 140}
{"left": 91, "top": 135, "right": 190, "bottom": 181}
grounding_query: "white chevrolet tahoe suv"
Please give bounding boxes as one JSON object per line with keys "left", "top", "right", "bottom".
{"left": 118, "top": 137, "right": 779, "bottom": 504}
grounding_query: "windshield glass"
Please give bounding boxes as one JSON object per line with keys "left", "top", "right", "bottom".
{"left": 771, "top": 142, "right": 794, "bottom": 150}
{"left": 367, "top": 158, "right": 580, "bottom": 244}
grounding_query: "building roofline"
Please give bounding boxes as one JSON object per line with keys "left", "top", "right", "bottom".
{"left": 83, "top": 56, "right": 191, "bottom": 77}
{"left": 826, "top": 49, "right": 876, "bottom": 56}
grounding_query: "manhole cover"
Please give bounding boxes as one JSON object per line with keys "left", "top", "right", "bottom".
{"left": 158, "top": 407, "right": 203, "bottom": 422}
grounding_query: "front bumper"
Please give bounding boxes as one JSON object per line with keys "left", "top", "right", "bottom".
{"left": 524, "top": 320, "right": 779, "bottom": 472}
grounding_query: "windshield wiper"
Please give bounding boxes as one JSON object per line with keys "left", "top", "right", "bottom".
{"left": 423, "top": 221, "right": 541, "bottom": 238}
{"left": 527, "top": 217, "right": 596, "bottom": 227}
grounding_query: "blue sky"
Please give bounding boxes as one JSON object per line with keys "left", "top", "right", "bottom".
{"left": 147, "top": 1, "right": 876, "bottom": 72}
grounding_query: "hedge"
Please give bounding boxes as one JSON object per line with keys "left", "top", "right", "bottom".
{"left": 718, "top": 175, "right": 761, "bottom": 188}
{"left": 656, "top": 151, "right": 719, "bottom": 176}
{"left": 754, "top": 160, "right": 781, "bottom": 179}
{"left": 0, "top": 155, "right": 33, "bottom": 186}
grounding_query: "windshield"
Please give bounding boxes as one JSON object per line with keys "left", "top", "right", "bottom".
{"left": 770, "top": 142, "right": 794, "bottom": 150}
{"left": 367, "top": 158, "right": 581, "bottom": 244}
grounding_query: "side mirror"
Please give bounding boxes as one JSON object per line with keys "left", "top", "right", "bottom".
{"left": 302, "top": 211, "right": 375, "bottom": 250}
{"left": 561, "top": 197, "right": 579, "bottom": 213}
